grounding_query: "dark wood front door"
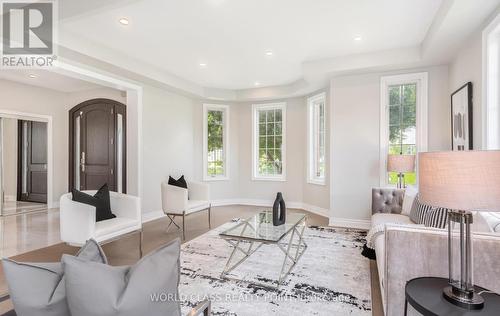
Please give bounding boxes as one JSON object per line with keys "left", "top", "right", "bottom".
{"left": 69, "top": 99, "right": 126, "bottom": 192}
{"left": 18, "top": 120, "right": 48, "bottom": 203}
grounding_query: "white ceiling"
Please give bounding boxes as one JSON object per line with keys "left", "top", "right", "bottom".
{"left": 0, "top": 69, "right": 104, "bottom": 93}
{"left": 57, "top": 0, "right": 500, "bottom": 99}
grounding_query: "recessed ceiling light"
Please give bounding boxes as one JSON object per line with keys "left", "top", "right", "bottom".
{"left": 265, "top": 50, "right": 273, "bottom": 56}
{"left": 254, "top": 82, "right": 261, "bottom": 86}
{"left": 199, "top": 63, "right": 207, "bottom": 67}
{"left": 354, "top": 36, "right": 362, "bottom": 41}
{"left": 119, "top": 18, "right": 129, "bottom": 25}
{"left": 28, "top": 74, "right": 37, "bottom": 79}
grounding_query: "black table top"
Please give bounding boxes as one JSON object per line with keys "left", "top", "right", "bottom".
{"left": 406, "top": 277, "right": 500, "bottom": 316}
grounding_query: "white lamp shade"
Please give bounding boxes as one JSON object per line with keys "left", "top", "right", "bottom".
{"left": 387, "top": 154, "right": 416, "bottom": 173}
{"left": 418, "top": 150, "right": 500, "bottom": 211}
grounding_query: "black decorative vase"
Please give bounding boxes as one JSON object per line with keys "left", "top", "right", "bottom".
{"left": 272, "top": 192, "right": 286, "bottom": 226}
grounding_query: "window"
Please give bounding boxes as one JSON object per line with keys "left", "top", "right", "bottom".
{"left": 252, "top": 103, "right": 286, "bottom": 181}
{"left": 483, "top": 13, "right": 500, "bottom": 149}
{"left": 307, "top": 93, "right": 326, "bottom": 185}
{"left": 380, "top": 73, "right": 428, "bottom": 187}
{"left": 203, "top": 104, "right": 229, "bottom": 180}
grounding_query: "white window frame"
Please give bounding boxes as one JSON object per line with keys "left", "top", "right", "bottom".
{"left": 307, "top": 92, "right": 327, "bottom": 185}
{"left": 252, "top": 102, "right": 287, "bottom": 181}
{"left": 203, "top": 104, "right": 229, "bottom": 181}
{"left": 482, "top": 13, "right": 500, "bottom": 150}
{"left": 379, "top": 72, "right": 428, "bottom": 187}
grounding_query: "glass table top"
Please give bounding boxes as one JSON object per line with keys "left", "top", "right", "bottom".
{"left": 219, "top": 211, "right": 306, "bottom": 243}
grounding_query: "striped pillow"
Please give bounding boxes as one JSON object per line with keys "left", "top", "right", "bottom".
{"left": 424, "top": 207, "right": 449, "bottom": 229}
{"left": 409, "top": 195, "right": 433, "bottom": 224}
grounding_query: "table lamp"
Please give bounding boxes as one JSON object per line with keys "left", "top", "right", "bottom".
{"left": 387, "top": 154, "right": 416, "bottom": 188}
{"left": 419, "top": 150, "right": 500, "bottom": 309}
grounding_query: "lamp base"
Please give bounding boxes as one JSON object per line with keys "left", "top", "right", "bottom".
{"left": 443, "top": 286, "right": 484, "bottom": 310}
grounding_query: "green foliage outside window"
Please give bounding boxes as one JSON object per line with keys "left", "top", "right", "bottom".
{"left": 388, "top": 84, "right": 417, "bottom": 185}
{"left": 258, "top": 108, "right": 283, "bottom": 175}
{"left": 207, "top": 110, "right": 224, "bottom": 176}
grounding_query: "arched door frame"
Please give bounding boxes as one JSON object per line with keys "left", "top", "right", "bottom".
{"left": 68, "top": 98, "right": 127, "bottom": 193}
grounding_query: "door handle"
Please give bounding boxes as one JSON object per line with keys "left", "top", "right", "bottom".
{"left": 81, "top": 152, "right": 85, "bottom": 172}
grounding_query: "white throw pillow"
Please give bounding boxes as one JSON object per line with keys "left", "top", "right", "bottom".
{"left": 479, "top": 212, "right": 500, "bottom": 232}
{"left": 402, "top": 186, "right": 418, "bottom": 216}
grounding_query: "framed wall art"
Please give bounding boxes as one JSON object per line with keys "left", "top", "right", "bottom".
{"left": 451, "top": 82, "right": 473, "bottom": 151}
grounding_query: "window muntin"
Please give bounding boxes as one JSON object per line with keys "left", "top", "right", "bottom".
{"left": 203, "top": 104, "right": 229, "bottom": 180}
{"left": 387, "top": 83, "right": 417, "bottom": 185}
{"left": 253, "top": 103, "right": 286, "bottom": 180}
{"left": 307, "top": 93, "right": 326, "bottom": 184}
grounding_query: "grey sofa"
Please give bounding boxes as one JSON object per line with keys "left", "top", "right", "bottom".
{"left": 371, "top": 188, "right": 500, "bottom": 316}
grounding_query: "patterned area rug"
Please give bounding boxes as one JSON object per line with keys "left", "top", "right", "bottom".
{"left": 179, "top": 223, "right": 372, "bottom": 316}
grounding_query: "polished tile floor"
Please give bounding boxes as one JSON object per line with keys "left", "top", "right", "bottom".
{"left": 0, "top": 207, "right": 60, "bottom": 258}
{"left": 1, "top": 201, "right": 47, "bottom": 216}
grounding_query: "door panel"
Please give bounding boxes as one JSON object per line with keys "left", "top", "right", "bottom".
{"left": 69, "top": 99, "right": 126, "bottom": 193}
{"left": 81, "top": 104, "right": 115, "bottom": 191}
{"left": 18, "top": 120, "right": 47, "bottom": 203}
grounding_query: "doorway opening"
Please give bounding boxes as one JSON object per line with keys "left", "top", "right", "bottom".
{"left": 69, "top": 99, "right": 127, "bottom": 193}
{"left": 0, "top": 116, "right": 49, "bottom": 216}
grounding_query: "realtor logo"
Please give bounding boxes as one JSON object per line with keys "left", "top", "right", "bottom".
{"left": 1, "top": 0, "right": 57, "bottom": 68}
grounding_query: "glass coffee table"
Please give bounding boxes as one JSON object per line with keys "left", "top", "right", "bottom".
{"left": 219, "top": 211, "right": 307, "bottom": 289}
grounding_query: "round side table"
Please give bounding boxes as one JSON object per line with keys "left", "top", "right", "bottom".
{"left": 405, "top": 277, "right": 500, "bottom": 316}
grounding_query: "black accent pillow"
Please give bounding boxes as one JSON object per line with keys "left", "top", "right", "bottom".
{"left": 168, "top": 175, "right": 188, "bottom": 189}
{"left": 72, "top": 184, "right": 116, "bottom": 222}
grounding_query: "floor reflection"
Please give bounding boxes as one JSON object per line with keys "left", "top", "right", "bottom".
{"left": 0, "top": 208, "right": 60, "bottom": 258}
{"left": 2, "top": 201, "right": 47, "bottom": 216}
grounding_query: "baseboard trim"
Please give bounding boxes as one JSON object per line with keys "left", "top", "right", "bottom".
{"left": 49, "top": 201, "right": 59, "bottom": 209}
{"left": 4, "top": 195, "right": 16, "bottom": 202}
{"left": 212, "top": 199, "right": 329, "bottom": 218}
{"left": 329, "top": 217, "right": 371, "bottom": 230}
{"left": 142, "top": 199, "right": 330, "bottom": 223}
{"left": 142, "top": 211, "right": 165, "bottom": 223}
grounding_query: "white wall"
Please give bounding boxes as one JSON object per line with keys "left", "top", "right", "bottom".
{"left": 449, "top": 31, "right": 483, "bottom": 149}
{"left": 141, "top": 85, "right": 198, "bottom": 213}
{"left": 189, "top": 94, "right": 331, "bottom": 213}
{"left": 237, "top": 97, "right": 305, "bottom": 203}
{"left": 0, "top": 79, "right": 127, "bottom": 205}
{"left": 66, "top": 88, "right": 126, "bottom": 111}
{"left": 302, "top": 91, "right": 330, "bottom": 210}
{"left": 193, "top": 103, "right": 241, "bottom": 200}
{"left": 0, "top": 80, "right": 68, "bottom": 205}
{"left": 330, "top": 65, "right": 450, "bottom": 223}
{"left": 2, "top": 118, "right": 18, "bottom": 200}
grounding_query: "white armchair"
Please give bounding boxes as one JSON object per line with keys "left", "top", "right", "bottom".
{"left": 60, "top": 191, "right": 143, "bottom": 257}
{"left": 161, "top": 181, "right": 211, "bottom": 240}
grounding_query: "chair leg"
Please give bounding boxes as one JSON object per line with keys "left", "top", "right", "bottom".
{"left": 182, "top": 214, "right": 186, "bottom": 241}
{"left": 208, "top": 204, "right": 211, "bottom": 229}
{"left": 166, "top": 215, "right": 180, "bottom": 232}
{"left": 139, "top": 229, "right": 143, "bottom": 258}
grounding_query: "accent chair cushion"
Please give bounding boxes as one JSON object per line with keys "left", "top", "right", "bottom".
{"left": 72, "top": 184, "right": 116, "bottom": 222}
{"left": 2, "top": 239, "right": 107, "bottom": 316}
{"left": 63, "top": 238, "right": 181, "bottom": 316}
{"left": 186, "top": 200, "right": 210, "bottom": 214}
{"left": 168, "top": 175, "right": 188, "bottom": 190}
